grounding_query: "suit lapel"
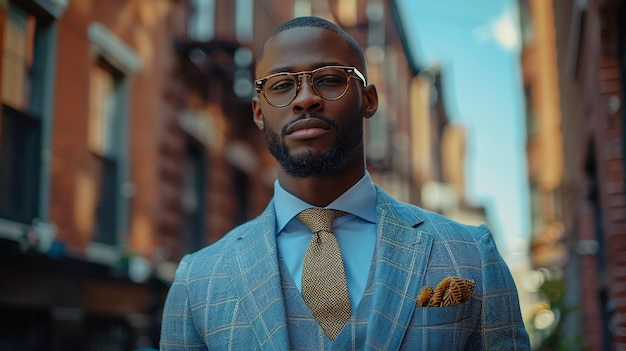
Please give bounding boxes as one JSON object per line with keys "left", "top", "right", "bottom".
{"left": 221, "top": 189, "right": 434, "bottom": 350}
{"left": 366, "top": 187, "right": 433, "bottom": 350}
{"left": 225, "top": 203, "right": 290, "bottom": 350}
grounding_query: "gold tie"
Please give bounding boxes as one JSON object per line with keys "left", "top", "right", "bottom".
{"left": 297, "top": 208, "right": 351, "bottom": 340}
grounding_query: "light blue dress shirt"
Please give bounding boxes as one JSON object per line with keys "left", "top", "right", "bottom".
{"left": 274, "top": 172, "right": 378, "bottom": 311}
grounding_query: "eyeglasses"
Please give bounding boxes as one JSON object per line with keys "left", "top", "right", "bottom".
{"left": 255, "top": 65, "right": 367, "bottom": 107}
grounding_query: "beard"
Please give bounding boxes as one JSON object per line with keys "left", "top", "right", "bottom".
{"left": 263, "top": 114, "right": 363, "bottom": 177}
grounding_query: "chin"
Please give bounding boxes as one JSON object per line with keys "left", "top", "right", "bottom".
{"left": 278, "top": 147, "right": 350, "bottom": 178}
{"left": 288, "top": 145, "right": 331, "bottom": 158}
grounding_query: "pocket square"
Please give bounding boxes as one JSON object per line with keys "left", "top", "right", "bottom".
{"left": 416, "top": 276, "right": 475, "bottom": 307}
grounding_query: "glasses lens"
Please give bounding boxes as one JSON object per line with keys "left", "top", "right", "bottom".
{"left": 260, "top": 67, "right": 351, "bottom": 106}
{"left": 264, "top": 74, "right": 298, "bottom": 106}
{"left": 312, "top": 67, "right": 349, "bottom": 100}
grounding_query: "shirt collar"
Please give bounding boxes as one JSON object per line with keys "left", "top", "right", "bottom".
{"left": 273, "top": 171, "right": 378, "bottom": 234}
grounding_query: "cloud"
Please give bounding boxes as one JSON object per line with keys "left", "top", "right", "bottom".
{"left": 492, "top": 11, "right": 520, "bottom": 50}
{"left": 472, "top": 5, "right": 520, "bottom": 52}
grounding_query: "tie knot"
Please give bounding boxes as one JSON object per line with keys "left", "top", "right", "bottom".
{"left": 297, "top": 208, "right": 347, "bottom": 233}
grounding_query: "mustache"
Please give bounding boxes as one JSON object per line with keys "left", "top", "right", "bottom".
{"left": 281, "top": 114, "right": 338, "bottom": 136}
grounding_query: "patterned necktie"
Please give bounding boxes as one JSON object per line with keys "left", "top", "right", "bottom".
{"left": 297, "top": 208, "right": 351, "bottom": 340}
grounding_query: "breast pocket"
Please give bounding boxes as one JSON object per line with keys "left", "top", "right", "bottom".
{"left": 409, "top": 299, "right": 476, "bottom": 327}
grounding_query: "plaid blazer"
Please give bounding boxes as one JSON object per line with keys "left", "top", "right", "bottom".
{"left": 160, "top": 186, "right": 530, "bottom": 350}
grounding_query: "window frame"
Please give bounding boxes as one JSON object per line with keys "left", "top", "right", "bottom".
{"left": 0, "top": 0, "right": 60, "bottom": 241}
{"left": 84, "top": 22, "right": 141, "bottom": 265}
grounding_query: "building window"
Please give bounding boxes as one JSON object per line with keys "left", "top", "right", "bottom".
{"left": 524, "top": 87, "right": 537, "bottom": 139}
{"left": 366, "top": 98, "right": 389, "bottom": 168}
{"left": 84, "top": 22, "right": 140, "bottom": 254}
{"left": 88, "top": 63, "right": 118, "bottom": 156}
{"left": 235, "top": 0, "right": 253, "bottom": 43}
{"left": 181, "top": 139, "right": 206, "bottom": 252}
{"left": 294, "top": 0, "right": 311, "bottom": 17}
{"left": 188, "top": 0, "right": 215, "bottom": 41}
{"left": 518, "top": 0, "right": 534, "bottom": 47}
{"left": 336, "top": 0, "right": 358, "bottom": 27}
{"left": 566, "top": 0, "right": 587, "bottom": 76}
{"left": 233, "top": 167, "right": 249, "bottom": 225}
{"left": 367, "top": 1, "right": 385, "bottom": 50}
{"left": 88, "top": 61, "right": 121, "bottom": 245}
{"left": 2, "top": 3, "right": 35, "bottom": 111}
{"left": 0, "top": 2, "right": 41, "bottom": 224}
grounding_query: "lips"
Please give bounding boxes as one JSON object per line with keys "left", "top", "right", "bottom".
{"left": 285, "top": 117, "right": 333, "bottom": 140}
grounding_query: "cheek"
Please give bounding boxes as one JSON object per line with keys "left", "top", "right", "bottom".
{"left": 336, "top": 101, "right": 365, "bottom": 131}
{"left": 261, "top": 113, "right": 283, "bottom": 137}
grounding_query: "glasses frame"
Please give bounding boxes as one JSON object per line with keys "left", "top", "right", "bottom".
{"left": 254, "top": 65, "right": 367, "bottom": 107}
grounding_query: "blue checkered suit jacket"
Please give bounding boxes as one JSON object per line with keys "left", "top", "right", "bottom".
{"left": 160, "top": 186, "right": 530, "bottom": 350}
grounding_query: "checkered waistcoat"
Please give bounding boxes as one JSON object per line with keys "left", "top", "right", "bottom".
{"left": 278, "top": 256, "right": 373, "bottom": 350}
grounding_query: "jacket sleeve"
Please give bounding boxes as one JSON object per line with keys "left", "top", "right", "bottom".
{"left": 160, "top": 255, "right": 208, "bottom": 350}
{"left": 468, "top": 225, "right": 531, "bottom": 350}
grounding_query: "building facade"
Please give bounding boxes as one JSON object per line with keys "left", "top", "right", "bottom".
{"left": 518, "top": 0, "right": 567, "bottom": 348}
{"left": 523, "top": 0, "right": 626, "bottom": 349}
{"left": 555, "top": 0, "right": 626, "bottom": 348}
{"left": 0, "top": 0, "right": 280, "bottom": 349}
{"left": 0, "top": 0, "right": 460, "bottom": 349}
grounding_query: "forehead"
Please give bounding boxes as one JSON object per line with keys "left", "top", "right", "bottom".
{"left": 256, "top": 27, "right": 359, "bottom": 77}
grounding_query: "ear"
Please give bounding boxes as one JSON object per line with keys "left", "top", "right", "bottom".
{"left": 362, "top": 84, "right": 378, "bottom": 119}
{"left": 252, "top": 96, "right": 264, "bottom": 130}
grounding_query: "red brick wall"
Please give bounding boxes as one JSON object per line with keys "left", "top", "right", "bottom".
{"left": 554, "top": 0, "right": 626, "bottom": 348}
{"left": 577, "top": 200, "right": 605, "bottom": 350}
{"left": 46, "top": 0, "right": 282, "bottom": 261}
{"left": 597, "top": 1, "right": 626, "bottom": 348}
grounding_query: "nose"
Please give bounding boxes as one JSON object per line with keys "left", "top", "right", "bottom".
{"left": 291, "top": 74, "right": 323, "bottom": 113}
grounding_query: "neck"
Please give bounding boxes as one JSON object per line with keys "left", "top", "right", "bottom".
{"left": 277, "top": 153, "right": 366, "bottom": 207}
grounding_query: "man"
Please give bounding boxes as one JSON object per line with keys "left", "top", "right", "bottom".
{"left": 161, "top": 16, "right": 530, "bottom": 350}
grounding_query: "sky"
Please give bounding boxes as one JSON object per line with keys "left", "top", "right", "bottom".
{"left": 396, "top": 0, "right": 530, "bottom": 264}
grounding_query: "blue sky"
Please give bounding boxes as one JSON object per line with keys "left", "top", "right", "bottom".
{"left": 396, "top": 0, "right": 530, "bottom": 263}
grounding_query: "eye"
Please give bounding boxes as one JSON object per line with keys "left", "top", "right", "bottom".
{"left": 314, "top": 74, "right": 346, "bottom": 87}
{"left": 266, "top": 77, "right": 296, "bottom": 92}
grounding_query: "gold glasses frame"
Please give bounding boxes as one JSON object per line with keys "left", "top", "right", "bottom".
{"left": 255, "top": 65, "right": 367, "bottom": 107}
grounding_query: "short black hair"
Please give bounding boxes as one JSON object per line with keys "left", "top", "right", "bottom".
{"left": 256, "top": 16, "right": 367, "bottom": 77}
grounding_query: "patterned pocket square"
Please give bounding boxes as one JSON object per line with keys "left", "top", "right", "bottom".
{"left": 416, "top": 276, "right": 475, "bottom": 307}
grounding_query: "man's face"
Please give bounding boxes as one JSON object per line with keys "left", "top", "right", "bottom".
{"left": 252, "top": 27, "right": 376, "bottom": 177}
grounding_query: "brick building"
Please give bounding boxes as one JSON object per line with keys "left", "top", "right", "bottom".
{"left": 0, "top": 0, "right": 284, "bottom": 348}
{"left": 519, "top": 0, "right": 567, "bottom": 347}
{"left": 0, "top": 0, "right": 456, "bottom": 349}
{"left": 523, "top": 0, "right": 626, "bottom": 349}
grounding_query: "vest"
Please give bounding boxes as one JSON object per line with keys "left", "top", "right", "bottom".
{"left": 278, "top": 257, "right": 375, "bottom": 350}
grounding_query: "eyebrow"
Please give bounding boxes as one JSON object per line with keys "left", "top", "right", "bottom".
{"left": 262, "top": 62, "right": 346, "bottom": 76}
